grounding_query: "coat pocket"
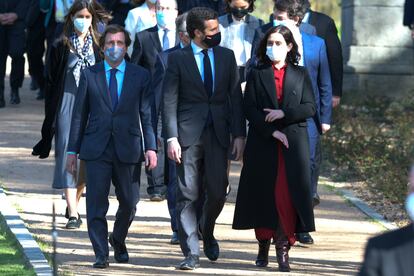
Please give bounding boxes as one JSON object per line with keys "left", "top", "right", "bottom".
{"left": 84, "top": 125, "right": 98, "bottom": 134}
{"left": 128, "top": 127, "right": 142, "bottom": 136}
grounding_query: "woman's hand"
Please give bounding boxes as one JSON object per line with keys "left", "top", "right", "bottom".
{"left": 272, "top": 130, "right": 289, "bottom": 148}
{"left": 264, "top": 108, "right": 285, "bottom": 122}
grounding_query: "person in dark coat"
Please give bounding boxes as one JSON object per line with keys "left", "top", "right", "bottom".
{"left": 0, "top": 0, "right": 29, "bottom": 107}
{"left": 32, "top": 0, "right": 109, "bottom": 229}
{"left": 233, "top": 25, "right": 316, "bottom": 272}
{"left": 359, "top": 166, "right": 414, "bottom": 276}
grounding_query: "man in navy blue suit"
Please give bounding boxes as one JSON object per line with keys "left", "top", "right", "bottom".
{"left": 272, "top": 0, "right": 332, "bottom": 245}
{"left": 66, "top": 25, "right": 157, "bottom": 269}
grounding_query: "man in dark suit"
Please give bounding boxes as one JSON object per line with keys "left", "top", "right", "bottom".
{"left": 163, "top": 7, "right": 246, "bottom": 270}
{"left": 131, "top": 0, "right": 179, "bottom": 201}
{"left": 152, "top": 12, "right": 190, "bottom": 245}
{"left": 66, "top": 25, "right": 157, "bottom": 269}
{"left": 359, "top": 168, "right": 414, "bottom": 276}
{"left": 404, "top": 0, "right": 414, "bottom": 39}
{"left": 177, "top": 0, "right": 226, "bottom": 16}
{"left": 302, "top": 0, "right": 343, "bottom": 108}
{"left": 0, "top": 0, "right": 28, "bottom": 107}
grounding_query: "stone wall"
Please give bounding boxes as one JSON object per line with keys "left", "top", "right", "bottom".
{"left": 342, "top": 0, "right": 414, "bottom": 95}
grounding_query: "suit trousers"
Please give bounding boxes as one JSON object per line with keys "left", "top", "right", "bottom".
{"left": 26, "top": 13, "right": 46, "bottom": 90}
{"left": 85, "top": 138, "right": 141, "bottom": 258}
{"left": 176, "top": 125, "right": 229, "bottom": 256}
{"left": 0, "top": 21, "right": 25, "bottom": 90}
{"left": 307, "top": 118, "right": 321, "bottom": 196}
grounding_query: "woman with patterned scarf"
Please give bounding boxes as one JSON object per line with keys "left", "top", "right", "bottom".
{"left": 32, "top": 0, "right": 110, "bottom": 229}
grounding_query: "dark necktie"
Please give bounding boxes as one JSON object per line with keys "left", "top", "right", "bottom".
{"left": 163, "top": 29, "right": 170, "bottom": 51}
{"left": 109, "top": 68, "right": 118, "bottom": 110}
{"left": 202, "top": 49, "right": 213, "bottom": 98}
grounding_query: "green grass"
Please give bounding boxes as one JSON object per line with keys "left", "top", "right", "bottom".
{"left": 0, "top": 215, "right": 36, "bottom": 276}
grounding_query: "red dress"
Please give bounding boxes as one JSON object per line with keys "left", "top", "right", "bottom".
{"left": 254, "top": 64, "right": 297, "bottom": 245}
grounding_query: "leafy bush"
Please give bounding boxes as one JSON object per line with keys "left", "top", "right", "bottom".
{"left": 322, "top": 91, "right": 414, "bottom": 204}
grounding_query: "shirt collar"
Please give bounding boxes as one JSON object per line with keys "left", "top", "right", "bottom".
{"left": 191, "top": 40, "right": 212, "bottom": 55}
{"left": 302, "top": 12, "right": 310, "bottom": 23}
{"left": 104, "top": 59, "right": 126, "bottom": 73}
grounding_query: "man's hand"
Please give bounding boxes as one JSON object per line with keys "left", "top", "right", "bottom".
{"left": 66, "top": 154, "right": 77, "bottom": 176}
{"left": 232, "top": 137, "right": 245, "bottom": 161}
{"left": 145, "top": 150, "right": 157, "bottom": 170}
{"left": 332, "top": 96, "right": 341, "bottom": 108}
{"left": 167, "top": 139, "right": 181, "bottom": 164}
{"left": 272, "top": 130, "right": 289, "bottom": 148}
{"left": 263, "top": 108, "right": 285, "bottom": 122}
{"left": 321, "top": 123, "right": 331, "bottom": 134}
{"left": 1, "top": 13, "right": 18, "bottom": 25}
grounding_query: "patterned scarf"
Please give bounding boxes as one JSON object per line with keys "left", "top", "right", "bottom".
{"left": 71, "top": 32, "right": 95, "bottom": 86}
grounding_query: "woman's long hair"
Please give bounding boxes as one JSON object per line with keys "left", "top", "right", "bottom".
{"left": 62, "top": 0, "right": 111, "bottom": 49}
{"left": 256, "top": 25, "right": 301, "bottom": 66}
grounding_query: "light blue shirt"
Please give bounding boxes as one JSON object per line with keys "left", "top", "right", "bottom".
{"left": 104, "top": 59, "right": 126, "bottom": 99}
{"left": 191, "top": 41, "right": 215, "bottom": 91}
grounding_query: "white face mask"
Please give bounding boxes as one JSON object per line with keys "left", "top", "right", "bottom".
{"left": 266, "top": 45, "right": 288, "bottom": 62}
{"left": 73, "top": 18, "right": 92, "bottom": 34}
{"left": 405, "top": 193, "right": 414, "bottom": 221}
{"left": 148, "top": 0, "right": 157, "bottom": 3}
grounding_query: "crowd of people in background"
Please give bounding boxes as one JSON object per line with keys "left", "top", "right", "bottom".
{"left": 4, "top": 0, "right": 412, "bottom": 274}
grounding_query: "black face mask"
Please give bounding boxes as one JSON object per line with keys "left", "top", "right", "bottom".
{"left": 230, "top": 7, "right": 249, "bottom": 20}
{"left": 203, "top": 32, "right": 221, "bottom": 48}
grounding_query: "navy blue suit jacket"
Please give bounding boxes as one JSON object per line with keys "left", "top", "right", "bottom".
{"left": 68, "top": 61, "right": 157, "bottom": 163}
{"left": 302, "top": 32, "right": 332, "bottom": 133}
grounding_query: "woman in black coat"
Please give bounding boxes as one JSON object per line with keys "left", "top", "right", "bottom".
{"left": 233, "top": 25, "right": 316, "bottom": 272}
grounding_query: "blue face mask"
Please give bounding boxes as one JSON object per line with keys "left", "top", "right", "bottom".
{"left": 406, "top": 193, "right": 414, "bottom": 221}
{"left": 104, "top": 46, "right": 124, "bottom": 63}
{"left": 156, "top": 11, "right": 175, "bottom": 29}
{"left": 73, "top": 18, "right": 91, "bottom": 34}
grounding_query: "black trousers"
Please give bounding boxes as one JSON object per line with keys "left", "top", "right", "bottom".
{"left": 176, "top": 125, "right": 229, "bottom": 257}
{"left": 85, "top": 139, "right": 141, "bottom": 258}
{"left": 0, "top": 21, "right": 25, "bottom": 90}
{"left": 26, "top": 13, "right": 46, "bottom": 90}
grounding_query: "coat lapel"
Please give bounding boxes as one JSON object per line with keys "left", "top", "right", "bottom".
{"left": 213, "top": 47, "right": 222, "bottom": 95}
{"left": 258, "top": 65, "right": 278, "bottom": 108}
{"left": 150, "top": 27, "right": 162, "bottom": 52}
{"left": 95, "top": 64, "right": 112, "bottom": 111}
{"left": 281, "top": 64, "right": 299, "bottom": 109}
{"left": 114, "top": 63, "right": 135, "bottom": 113}
{"left": 182, "top": 46, "right": 207, "bottom": 98}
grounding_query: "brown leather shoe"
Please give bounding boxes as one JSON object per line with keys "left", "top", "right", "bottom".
{"left": 255, "top": 239, "right": 270, "bottom": 267}
{"left": 276, "top": 240, "right": 291, "bottom": 272}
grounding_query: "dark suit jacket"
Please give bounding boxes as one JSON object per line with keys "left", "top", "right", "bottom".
{"left": 308, "top": 10, "right": 343, "bottom": 97}
{"left": 177, "top": 0, "right": 226, "bottom": 16}
{"left": 25, "top": 0, "right": 40, "bottom": 27}
{"left": 359, "top": 224, "right": 414, "bottom": 276}
{"left": 131, "top": 25, "right": 178, "bottom": 76}
{"left": 233, "top": 63, "right": 316, "bottom": 233}
{"left": 68, "top": 61, "right": 157, "bottom": 164}
{"left": 162, "top": 45, "right": 246, "bottom": 148}
{"left": 404, "top": 0, "right": 414, "bottom": 27}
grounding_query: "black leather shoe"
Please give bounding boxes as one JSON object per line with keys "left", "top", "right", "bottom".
{"left": 179, "top": 255, "right": 200, "bottom": 270}
{"left": 296, "top": 232, "right": 314, "bottom": 244}
{"left": 203, "top": 238, "right": 219, "bottom": 261}
{"left": 109, "top": 234, "right": 129, "bottom": 263}
{"left": 93, "top": 256, "right": 109, "bottom": 269}
{"left": 170, "top": 232, "right": 179, "bottom": 245}
{"left": 255, "top": 239, "right": 270, "bottom": 267}
{"left": 10, "top": 89, "right": 20, "bottom": 105}
{"left": 313, "top": 193, "right": 320, "bottom": 207}
{"left": 149, "top": 193, "right": 165, "bottom": 202}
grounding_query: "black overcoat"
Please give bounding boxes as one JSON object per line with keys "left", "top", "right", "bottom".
{"left": 233, "top": 63, "right": 316, "bottom": 233}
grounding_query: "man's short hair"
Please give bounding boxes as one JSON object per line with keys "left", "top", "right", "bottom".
{"left": 273, "top": 0, "right": 307, "bottom": 21}
{"left": 99, "top": 24, "right": 132, "bottom": 48}
{"left": 176, "top": 12, "right": 188, "bottom": 33}
{"left": 186, "top": 7, "right": 218, "bottom": 39}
